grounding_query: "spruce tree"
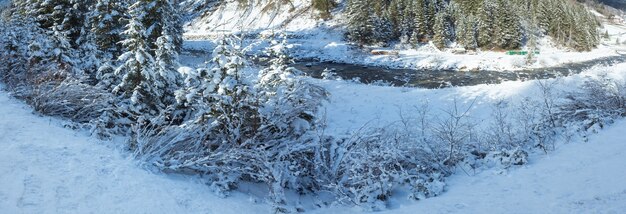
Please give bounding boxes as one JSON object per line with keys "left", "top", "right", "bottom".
{"left": 494, "top": 0, "right": 522, "bottom": 49}
{"left": 155, "top": 28, "right": 182, "bottom": 107}
{"left": 477, "top": 0, "right": 494, "bottom": 49}
{"left": 114, "top": 1, "right": 159, "bottom": 115}
{"left": 142, "top": 0, "right": 183, "bottom": 53}
{"left": 345, "top": 0, "right": 374, "bottom": 45}
{"left": 91, "top": 0, "right": 126, "bottom": 58}
{"left": 410, "top": 0, "right": 428, "bottom": 45}
{"left": 432, "top": 12, "right": 451, "bottom": 50}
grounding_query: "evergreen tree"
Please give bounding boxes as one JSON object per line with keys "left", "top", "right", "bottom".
{"left": 114, "top": 1, "right": 159, "bottom": 115}
{"left": 432, "top": 12, "right": 451, "bottom": 49}
{"left": 312, "top": 0, "right": 336, "bottom": 19}
{"left": 91, "top": 0, "right": 127, "bottom": 58}
{"left": 410, "top": 0, "right": 428, "bottom": 45}
{"left": 155, "top": 28, "right": 182, "bottom": 107}
{"left": 49, "top": 22, "right": 74, "bottom": 65}
{"left": 477, "top": 0, "right": 494, "bottom": 49}
{"left": 494, "top": 0, "right": 522, "bottom": 49}
{"left": 399, "top": 0, "right": 415, "bottom": 39}
{"left": 142, "top": 0, "right": 183, "bottom": 53}
{"left": 345, "top": 0, "right": 374, "bottom": 45}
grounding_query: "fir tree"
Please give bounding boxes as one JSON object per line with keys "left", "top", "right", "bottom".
{"left": 154, "top": 28, "right": 182, "bottom": 107}
{"left": 345, "top": 0, "right": 374, "bottom": 45}
{"left": 494, "top": 0, "right": 522, "bottom": 49}
{"left": 114, "top": 1, "right": 159, "bottom": 115}
{"left": 432, "top": 11, "right": 451, "bottom": 50}
{"left": 91, "top": 0, "right": 126, "bottom": 58}
{"left": 477, "top": 0, "right": 494, "bottom": 49}
{"left": 410, "top": 0, "right": 428, "bottom": 45}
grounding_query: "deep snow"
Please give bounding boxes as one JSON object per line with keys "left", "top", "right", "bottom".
{"left": 313, "top": 119, "right": 626, "bottom": 214}
{"left": 2, "top": 64, "right": 626, "bottom": 213}
{"left": 0, "top": 87, "right": 271, "bottom": 213}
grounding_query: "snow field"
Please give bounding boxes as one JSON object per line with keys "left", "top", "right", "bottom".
{"left": 0, "top": 86, "right": 271, "bottom": 214}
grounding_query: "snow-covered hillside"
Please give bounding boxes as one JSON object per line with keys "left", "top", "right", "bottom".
{"left": 0, "top": 85, "right": 269, "bottom": 213}
{"left": 185, "top": 0, "right": 322, "bottom": 32}
{"left": 3, "top": 1, "right": 626, "bottom": 213}
{"left": 314, "top": 119, "right": 626, "bottom": 213}
{"left": 2, "top": 60, "right": 626, "bottom": 213}
{"left": 185, "top": 0, "right": 626, "bottom": 71}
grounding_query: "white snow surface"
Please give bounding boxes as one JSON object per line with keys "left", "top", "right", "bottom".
{"left": 184, "top": 0, "right": 626, "bottom": 71}
{"left": 3, "top": 61, "right": 626, "bottom": 213}
{"left": 0, "top": 87, "right": 270, "bottom": 213}
{"left": 313, "top": 119, "right": 626, "bottom": 214}
{"left": 316, "top": 62, "right": 626, "bottom": 135}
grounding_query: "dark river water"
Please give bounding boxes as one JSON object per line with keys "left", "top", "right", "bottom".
{"left": 181, "top": 51, "right": 626, "bottom": 89}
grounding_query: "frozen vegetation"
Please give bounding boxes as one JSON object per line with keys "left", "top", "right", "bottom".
{"left": 1, "top": 0, "right": 626, "bottom": 213}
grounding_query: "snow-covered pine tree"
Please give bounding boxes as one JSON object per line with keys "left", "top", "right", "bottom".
{"left": 410, "top": 0, "right": 428, "bottom": 45}
{"left": 432, "top": 11, "right": 451, "bottom": 50}
{"left": 142, "top": 0, "right": 183, "bottom": 53}
{"left": 494, "top": 0, "right": 522, "bottom": 49}
{"left": 371, "top": 12, "right": 394, "bottom": 45}
{"left": 75, "top": 18, "right": 101, "bottom": 83}
{"left": 467, "top": 17, "right": 478, "bottom": 51}
{"left": 114, "top": 1, "right": 160, "bottom": 116}
{"left": 477, "top": 0, "right": 494, "bottom": 49}
{"left": 423, "top": 0, "right": 434, "bottom": 35}
{"left": 345, "top": 0, "right": 374, "bottom": 45}
{"left": 175, "top": 35, "right": 256, "bottom": 143}
{"left": 386, "top": 0, "right": 401, "bottom": 38}
{"left": 399, "top": 0, "right": 415, "bottom": 40}
{"left": 208, "top": 36, "right": 256, "bottom": 144}
{"left": 154, "top": 28, "right": 182, "bottom": 107}
{"left": 65, "top": 0, "right": 93, "bottom": 47}
{"left": 91, "top": 0, "right": 127, "bottom": 58}
{"left": 256, "top": 33, "right": 327, "bottom": 143}
{"left": 49, "top": 22, "right": 74, "bottom": 66}
{"left": 253, "top": 33, "right": 326, "bottom": 213}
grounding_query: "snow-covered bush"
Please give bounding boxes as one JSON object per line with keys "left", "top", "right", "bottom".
{"left": 31, "top": 79, "right": 114, "bottom": 124}
{"left": 485, "top": 148, "right": 529, "bottom": 169}
{"left": 136, "top": 34, "right": 328, "bottom": 213}
{"left": 0, "top": 14, "right": 114, "bottom": 133}
{"left": 559, "top": 74, "right": 626, "bottom": 134}
{"left": 320, "top": 125, "right": 447, "bottom": 211}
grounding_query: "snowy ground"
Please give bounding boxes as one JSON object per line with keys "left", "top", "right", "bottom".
{"left": 2, "top": 63, "right": 626, "bottom": 213}
{"left": 185, "top": 1, "right": 626, "bottom": 72}
{"left": 313, "top": 119, "right": 626, "bottom": 214}
{"left": 315, "top": 62, "right": 626, "bottom": 135}
{"left": 0, "top": 87, "right": 271, "bottom": 213}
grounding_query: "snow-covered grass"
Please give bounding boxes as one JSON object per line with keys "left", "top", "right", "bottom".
{"left": 312, "top": 119, "right": 626, "bottom": 214}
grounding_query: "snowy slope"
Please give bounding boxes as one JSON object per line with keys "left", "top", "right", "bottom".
{"left": 185, "top": 0, "right": 626, "bottom": 71}
{"left": 2, "top": 76, "right": 626, "bottom": 213}
{"left": 3, "top": 60, "right": 626, "bottom": 213}
{"left": 0, "top": 86, "right": 272, "bottom": 213}
{"left": 313, "top": 119, "right": 626, "bottom": 214}
{"left": 315, "top": 62, "right": 626, "bottom": 135}
{"left": 185, "top": 0, "right": 322, "bottom": 33}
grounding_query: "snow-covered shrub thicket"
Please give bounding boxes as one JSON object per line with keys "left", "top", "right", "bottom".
{"left": 3, "top": 1, "right": 626, "bottom": 212}
{"left": 317, "top": 123, "right": 447, "bottom": 211}
{"left": 134, "top": 34, "right": 328, "bottom": 212}
{"left": 559, "top": 75, "right": 626, "bottom": 134}
{"left": 0, "top": 15, "right": 114, "bottom": 129}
